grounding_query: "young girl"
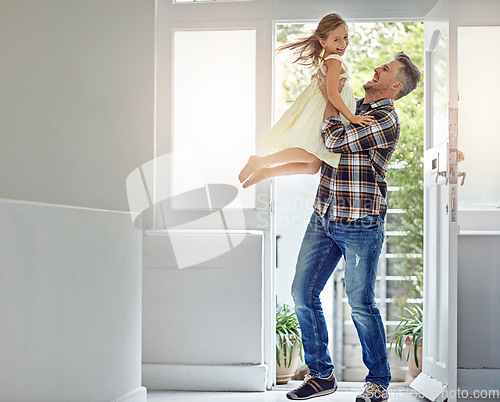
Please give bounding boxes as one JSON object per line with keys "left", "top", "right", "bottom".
{"left": 238, "top": 13, "right": 373, "bottom": 188}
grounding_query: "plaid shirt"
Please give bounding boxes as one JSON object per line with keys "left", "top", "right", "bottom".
{"left": 313, "top": 98, "right": 400, "bottom": 221}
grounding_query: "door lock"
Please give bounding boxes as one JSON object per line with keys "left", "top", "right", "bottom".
{"left": 451, "top": 148, "right": 465, "bottom": 163}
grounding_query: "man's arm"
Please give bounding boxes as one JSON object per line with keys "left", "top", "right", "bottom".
{"left": 322, "top": 112, "right": 398, "bottom": 154}
{"left": 324, "top": 100, "right": 338, "bottom": 121}
{"left": 316, "top": 66, "right": 398, "bottom": 153}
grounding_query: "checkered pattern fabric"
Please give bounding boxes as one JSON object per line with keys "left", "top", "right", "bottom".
{"left": 314, "top": 98, "right": 400, "bottom": 221}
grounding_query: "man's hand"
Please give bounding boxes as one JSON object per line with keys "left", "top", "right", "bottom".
{"left": 315, "top": 66, "right": 328, "bottom": 100}
{"left": 315, "top": 67, "right": 346, "bottom": 99}
{"left": 338, "top": 78, "right": 346, "bottom": 93}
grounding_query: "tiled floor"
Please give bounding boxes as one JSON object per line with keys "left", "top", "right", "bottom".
{"left": 147, "top": 381, "right": 424, "bottom": 402}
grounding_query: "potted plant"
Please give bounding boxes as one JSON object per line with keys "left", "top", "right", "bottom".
{"left": 276, "top": 301, "right": 303, "bottom": 384}
{"left": 389, "top": 304, "right": 423, "bottom": 378}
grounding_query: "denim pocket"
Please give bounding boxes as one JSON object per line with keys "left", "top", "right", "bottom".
{"left": 357, "top": 214, "right": 380, "bottom": 229}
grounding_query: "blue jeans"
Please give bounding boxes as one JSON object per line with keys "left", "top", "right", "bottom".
{"left": 291, "top": 211, "right": 391, "bottom": 388}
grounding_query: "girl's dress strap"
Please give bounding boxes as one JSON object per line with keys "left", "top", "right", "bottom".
{"left": 322, "top": 54, "right": 348, "bottom": 77}
{"left": 323, "top": 54, "right": 344, "bottom": 63}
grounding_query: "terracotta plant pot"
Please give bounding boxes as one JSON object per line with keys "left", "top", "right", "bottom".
{"left": 276, "top": 339, "right": 301, "bottom": 385}
{"left": 406, "top": 338, "right": 423, "bottom": 377}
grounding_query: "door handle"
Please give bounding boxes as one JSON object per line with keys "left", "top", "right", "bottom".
{"left": 458, "top": 171, "right": 466, "bottom": 186}
{"left": 435, "top": 170, "right": 448, "bottom": 185}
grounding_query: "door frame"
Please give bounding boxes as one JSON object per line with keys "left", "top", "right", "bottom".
{"left": 153, "top": 0, "right": 453, "bottom": 389}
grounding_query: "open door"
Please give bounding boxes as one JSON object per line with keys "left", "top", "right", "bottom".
{"left": 411, "top": 0, "right": 460, "bottom": 400}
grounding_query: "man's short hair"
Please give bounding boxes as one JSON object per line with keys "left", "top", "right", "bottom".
{"left": 394, "top": 52, "right": 421, "bottom": 100}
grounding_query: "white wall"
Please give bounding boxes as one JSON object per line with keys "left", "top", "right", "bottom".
{"left": 142, "top": 231, "right": 267, "bottom": 392}
{"left": 457, "top": 233, "right": 500, "bottom": 392}
{"left": 0, "top": 199, "right": 144, "bottom": 402}
{"left": 0, "top": 0, "right": 154, "bottom": 211}
{"left": 0, "top": 1, "right": 154, "bottom": 399}
{"left": 454, "top": 9, "right": 500, "bottom": 392}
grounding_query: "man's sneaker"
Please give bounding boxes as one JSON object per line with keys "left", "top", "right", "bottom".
{"left": 356, "top": 382, "right": 389, "bottom": 402}
{"left": 286, "top": 373, "right": 338, "bottom": 400}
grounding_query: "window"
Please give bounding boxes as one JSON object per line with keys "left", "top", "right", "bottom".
{"left": 173, "top": 0, "right": 253, "bottom": 3}
{"left": 458, "top": 26, "right": 500, "bottom": 209}
{"left": 172, "top": 30, "right": 256, "bottom": 209}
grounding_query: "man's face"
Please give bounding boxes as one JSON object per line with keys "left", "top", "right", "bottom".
{"left": 363, "top": 59, "right": 404, "bottom": 95}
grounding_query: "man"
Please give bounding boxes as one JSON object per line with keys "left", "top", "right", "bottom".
{"left": 286, "top": 52, "right": 421, "bottom": 401}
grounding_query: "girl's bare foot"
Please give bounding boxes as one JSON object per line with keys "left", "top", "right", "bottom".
{"left": 242, "top": 167, "right": 269, "bottom": 188}
{"left": 239, "top": 155, "right": 263, "bottom": 183}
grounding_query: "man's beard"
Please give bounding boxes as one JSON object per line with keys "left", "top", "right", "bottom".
{"left": 363, "top": 81, "right": 387, "bottom": 96}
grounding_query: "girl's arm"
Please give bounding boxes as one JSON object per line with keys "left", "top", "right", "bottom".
{"left": 323, "top": 58, "right": 373, "bottom": 127}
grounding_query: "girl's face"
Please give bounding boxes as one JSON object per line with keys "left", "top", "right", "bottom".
{"left": 320, "top": 24, "right": 349, "bottom": 57}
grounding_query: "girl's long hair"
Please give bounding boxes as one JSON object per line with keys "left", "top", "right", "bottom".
{"left": 277, "top": 13, "right": 347, "bottom": 69}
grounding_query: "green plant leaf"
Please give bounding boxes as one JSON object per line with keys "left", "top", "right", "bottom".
{"left": 389, "top": 303, "right": 423, "bottom": 363}
{"left": 276, "top": 302, "right": 303, "bottom": 366}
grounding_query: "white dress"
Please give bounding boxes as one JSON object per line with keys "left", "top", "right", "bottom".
{"left": 261, "top": 54, "right": 356, "bottom": 168}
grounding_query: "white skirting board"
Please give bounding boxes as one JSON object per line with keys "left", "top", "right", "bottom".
{"left": 112, "top": 387, "right": 147, "bottom": 402}
{"left": 142, "top": 363, "right": 268, "bottom": 392}
{"left": 457, "top": 369, "right": 500, "bottom": 395}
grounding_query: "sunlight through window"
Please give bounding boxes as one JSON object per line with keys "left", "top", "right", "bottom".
{"left": 172, "top": 30, "right": 256, "bottom": 209}
{"left": 458, "top": 26, "right": 500, "bottom": 208}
